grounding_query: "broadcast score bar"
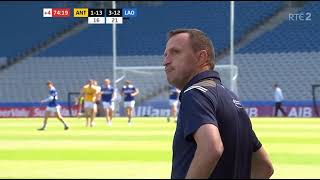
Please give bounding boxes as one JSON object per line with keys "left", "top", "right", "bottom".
{"left": 43, "top": 8, "right": 137, "bottom": 24}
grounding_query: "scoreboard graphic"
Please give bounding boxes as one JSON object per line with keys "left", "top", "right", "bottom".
{"left": 43, "top": 8, "right": 137, "bottom": 24}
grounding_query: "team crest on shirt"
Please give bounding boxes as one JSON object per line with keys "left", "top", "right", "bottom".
{"left": 233, "top": 99, "right": 243, "bottom": 108}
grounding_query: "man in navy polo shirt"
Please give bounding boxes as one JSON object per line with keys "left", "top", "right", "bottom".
{"left": 163, "top": 28, "right": 274, "bottom": 179}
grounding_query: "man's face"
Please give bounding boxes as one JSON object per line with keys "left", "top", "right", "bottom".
{"left": 88, "top": 80, "right": 94, "bottom": 86}
{"left": 163, "top": 33, "right": 198, "bottom": 90}
{"left": 104, "top": 80, "right": 110, "bottom": 86}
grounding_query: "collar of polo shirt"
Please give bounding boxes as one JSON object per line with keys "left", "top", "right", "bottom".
{"left": 180, "top": 70, "right": 221, "bottom": 96}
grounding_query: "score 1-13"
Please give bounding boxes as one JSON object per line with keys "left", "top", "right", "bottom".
{"left": 88, "top": 9, "right": 105, "bottom": 24}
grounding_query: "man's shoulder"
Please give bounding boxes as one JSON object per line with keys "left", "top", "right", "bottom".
{"left": 182, "top": 79, "right": 218, "bottom": 98}
{"left": 49, "top": 87, "right": 57, "bottom": 92}
{"left": 83, "top": 84, "right": 89, "bottom": 89}
{"left": 95, "top": 86, "right": 101, "bottom": 91}
{"left": 128, "top": 85, "right": 135, "bottom": 89}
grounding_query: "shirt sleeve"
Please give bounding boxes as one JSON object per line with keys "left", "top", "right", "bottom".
{"left": 279, "top": 89, "right": 284, "bottom": 100}
{"left": 42, "top": 95, "right": 54, "bottom": 102}
{"left": 251, "top": 129, "right": 262, "bottom": 152}
{"left": 180, "top": 89, "right": 218, "bottom": 141}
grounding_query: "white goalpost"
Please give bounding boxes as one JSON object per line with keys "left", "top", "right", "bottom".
{"left": 230, "top": 1, "right": 237, "bottom": 95}
{"left": 230, "top": 1, "right": 235, "bottom": 68}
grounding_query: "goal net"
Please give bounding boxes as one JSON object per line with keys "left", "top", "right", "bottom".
{"left": 115, "top": 66, "right": 168, "bottom": 104}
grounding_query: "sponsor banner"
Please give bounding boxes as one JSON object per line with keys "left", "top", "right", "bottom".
{"left": 0, "top": 101, "right": 319, "bottom": 117}
{"left": 244, "top": 106, "right": 317, "bottom": 117}
{"left": 131, "top": 105, "right": 319, "bottom": 117}
{"left": 0, "top": 106, "right": 78, "bottom": 118}
{"left": 117, "top": 100, "right": 173, "bottom": 117}
{"left": 129, "top": 100, "right": 320, "bottom": 117}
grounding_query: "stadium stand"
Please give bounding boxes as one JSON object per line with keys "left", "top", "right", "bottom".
{"left": 0, "top": 1, "right": 82, "bottom": 58}
{"left": 5, "top": 1, "right": 320, "bottom": 108}
{"left": 234, "top": 1, "right": 284, "bottom": 42}
{"left": 238, "top": 2, "right": 320, "bottom": 53}
{"left": 220, "top": 1, "right": 320, "bottom": 101}
{"left": 0, "top": 57, "right": 6, "bottom": 67}
{"left": 0, "top": 56, "right": 165, "bottom": 103}
{"left": 218, "top": 52, "right": 320, "bottom": 101}
{"left": 38, "top": 1, "right": 283, "bottom": 57}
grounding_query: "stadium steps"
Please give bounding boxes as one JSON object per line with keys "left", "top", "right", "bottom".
{"left": 217, "top": 2, "right": 295, "bottom": 62}
{"left": 237, "top": 2, "right": 320, "bottom": 53}
{"left": 218, "top": 52, "right": 320, "bottom": 101}
{"left": 0, "top": 1, "right": 111, "bottom": 72}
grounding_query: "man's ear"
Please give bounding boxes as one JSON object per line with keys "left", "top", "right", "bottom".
{"left": 198, "top": 50, "right": 209, "bottom": 67}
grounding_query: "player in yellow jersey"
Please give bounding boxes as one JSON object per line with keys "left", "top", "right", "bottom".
{"left": 80, "top": 79, "right": 98, "bottom": 127}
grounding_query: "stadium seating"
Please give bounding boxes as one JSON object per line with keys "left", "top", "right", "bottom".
{"left": 0, "top": 1, "right": 291, "bottom": 104}
{"left": 234, "top": 1, "right": 284, "bottom": 41}
{"left": 238, "top": 2, "right": 320, "bottom": 53}
{"left": 38, "top": 1, "right": 283, "bottom": 57}
{"left": 0, "top": 1, "right": 81, "bottom": 58}
{"left": 149, "top": 51, "right": 320, "bottom": 102}
{"left": 0, "top": 57, "right": 6, "bottom": 66}
{"left": 206, "top": 2, "right": 320, "bottom": 102}
{"left": 217, "top": 52, "right": 320, "bottom": 101}
{"left": 0, "top": 56, "right": 165, "bottom": 103}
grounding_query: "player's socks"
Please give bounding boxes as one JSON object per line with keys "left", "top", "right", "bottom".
{"left": 38, "top": 127, "right": 45, "bottom": 131}
{"left": 38, "top": 122, "right": 47, "bottom": 130}
{"left": 90, "top": 121, "right": 95, "bottom": 127}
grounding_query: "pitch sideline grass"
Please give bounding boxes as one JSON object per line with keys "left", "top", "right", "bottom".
{"left": 0, "top": 117, "right": 319, "bottom": 178}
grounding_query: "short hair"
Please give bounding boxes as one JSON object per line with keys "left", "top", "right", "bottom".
{"left": 167, "top": 28, "right": 215, "bottom": 69}
{"left": 46, "top": 80, "right": 53, "bottom": 85}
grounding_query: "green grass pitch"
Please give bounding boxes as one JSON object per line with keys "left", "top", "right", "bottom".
{"left": 0, "top": 117, "right": 319, "bottom": 178}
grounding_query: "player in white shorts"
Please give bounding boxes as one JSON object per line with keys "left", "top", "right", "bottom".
{"left": 167, "top": 85, "right": 180, "bottom": 122}
{"left": 121, "top": 80, "right": 139, "bottom": 125}
{"left": 100, "top": 79, "right": 115, "bottom": 126}
{"left": 38, "top": 81, "right": 69, "bottom": 131}
{"left": 80, "top": 79, "right": 98, "bottom": 127}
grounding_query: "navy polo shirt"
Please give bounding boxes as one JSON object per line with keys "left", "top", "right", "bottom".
{"left": 171, "top": 70, "right": 262, "bottom": 179}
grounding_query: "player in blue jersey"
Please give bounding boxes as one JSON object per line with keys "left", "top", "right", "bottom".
{"left": 121, "top": 80, "right": 139, "bottom": 125}
{"left": 100, "top": 79, "right": 115, "bottom": 126}
{"left": 167, "top": 85, "right": 181, "bottom": 122}
{"left": 38, "top": 81, "right": 69, "bottom": 131}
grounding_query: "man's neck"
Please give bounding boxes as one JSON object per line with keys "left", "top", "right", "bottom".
{"left": 183, "top": 67, "right": 211, "bottom": 88}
